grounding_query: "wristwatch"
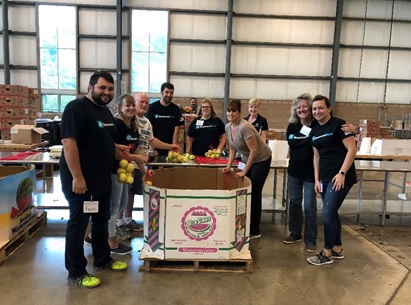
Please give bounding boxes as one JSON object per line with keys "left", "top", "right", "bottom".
{"left": 339, "top": 171, "right": 346, "bottom": 176}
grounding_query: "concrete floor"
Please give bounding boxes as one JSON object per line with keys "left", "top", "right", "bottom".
{"left": 1, "top": 169, "right": 411, "bottom": 305}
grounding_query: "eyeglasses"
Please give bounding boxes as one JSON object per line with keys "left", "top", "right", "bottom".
{"left": 201, "top": 106, "right": 211, "bottom": 109}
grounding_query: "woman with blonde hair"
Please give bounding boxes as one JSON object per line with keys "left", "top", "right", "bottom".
{"left": 244, "top": 98, "right": 269, "bottom": 142}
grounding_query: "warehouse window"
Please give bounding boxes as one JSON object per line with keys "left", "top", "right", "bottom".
{"left": 38, "top": 5, "right": 76, "bottom": 112}
{"left": 131, "top": 10, "right": 168, "bottom": 93}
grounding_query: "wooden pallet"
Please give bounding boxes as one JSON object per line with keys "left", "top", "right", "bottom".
{"left": 139, "top": 257, "right": 253, "bottom": 274}
{"left": 0, "top": 212, "right": 47, "bottom": 265}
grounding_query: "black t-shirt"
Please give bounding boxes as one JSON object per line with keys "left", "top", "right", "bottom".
{"left": 187, "top": 116, "right": 226, "bottom": 156}
{"left": 311, "top": 117, "right": 357, "bottom": 185}
{"left": 59, "top": 96, "right": 116, "bottom": 196}
{"left": 112, "top": 118, "right": 139, "bottom": 174}
{"left": 286, "top": 120, "right": 317, "bottom": 182}
{"left": 244, "top": 114, "right": 268, "bottom": 134}
{"left": 146, "top": 100, "right": 184, "bottom": 155}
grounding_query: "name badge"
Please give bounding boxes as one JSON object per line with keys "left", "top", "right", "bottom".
{"left": 196, "top": 120, "right": 204, "bottom": 126}
{"left": 300, "top": 125, "right": 312, "bottom": 136}
{"left": 84, "top": 196, "right": 99, "bottom": 213}
{"left": 238, "top": 162, "right": 246, "bottom": 170}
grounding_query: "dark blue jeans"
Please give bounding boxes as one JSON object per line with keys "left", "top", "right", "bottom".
{"left": 64, "top": 191, "right": 112, "bottom": 278}
{"left": 246, "top": 157, "right": 271, "bottom": 235}
{"left": 321, "top": 181, "right": 352, "bottom": 250}
{"left": 287, "top": 174, "right": 317, "bottom": 245}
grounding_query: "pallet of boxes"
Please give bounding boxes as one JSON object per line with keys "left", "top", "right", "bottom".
{"left": 0, "top": 165, "right": 46, "bottom": 264}
{"left": 139, "top": 167, "right": 253, "bottom": 273}
{"left": 0, "top": 85, "right": 46, "bottom": 151}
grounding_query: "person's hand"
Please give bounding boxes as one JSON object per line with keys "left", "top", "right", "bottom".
{"left": 235, "top": 170, "right": 246, "bottom": 179}
{"left": 170, "top": 144, "right": 180, "bottom": 151}
{"left": 341, "top": 123, "right": 357, "bottom": 134}
{"left": 72, "top": 176, "right": 87, "bottom": 194}
{"left": 115, "top": 144, "right": 130, "bottom": 160}
{"left": 135, "top": 155, "right": 148, "bottom": 164}
{"left": 222, "top": 167, "right": 231, "bottom": 174}
{"left": 146, "top": 170, "right": 154, "bottom": 179}
{"left": 332, "top": 173, "right": 346, "bottom": 191}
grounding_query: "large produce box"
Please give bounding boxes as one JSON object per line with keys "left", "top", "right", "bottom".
{"left": 140, "top": 167, "right": 252, "bottom": 260}
{"left": 0, "top": 165, "right": 36, "bottom": 245}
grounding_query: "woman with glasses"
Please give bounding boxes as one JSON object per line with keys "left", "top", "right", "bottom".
{"left": 244, "top": 98, "right": 269, "bottom": 142}
{"left": 223, "top": 99, "right": 272, "bottom": 239}
{"left": 186, "top": 98, "right": 226, "bottom": 156}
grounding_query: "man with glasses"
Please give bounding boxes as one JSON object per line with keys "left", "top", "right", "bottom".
{"left": 146, "top": 82, "right": 184, "bottom": 156}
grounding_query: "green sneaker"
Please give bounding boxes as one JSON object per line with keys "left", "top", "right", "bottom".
{"left": 67, "top": 273, "right": 100, "bottom": 288}
{"left": 93, "top": 260, "right": 128, "bottom": 272}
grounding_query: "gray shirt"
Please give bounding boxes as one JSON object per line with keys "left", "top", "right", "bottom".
{"left": 225, "top": 119, "right": 271, "bottom": 163}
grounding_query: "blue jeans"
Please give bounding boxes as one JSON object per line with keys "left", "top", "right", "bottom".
{"left": 287, "top": 174, "right": 317, "bottom": 245}
{"left": 321, "top": 181, "right": 352, "bottom": 250}
{"left": 109, "top": 174, "right": 129, "bottom": 237}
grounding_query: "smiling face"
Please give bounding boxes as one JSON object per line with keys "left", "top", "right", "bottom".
{"left": 200, "top": 101, "right": 212, "bottom": 118}
{"left": 89, "top": 77, "right": 115, "bottom": 106}
{"left": 119, "top": 97, "right": 136, "bottom": 120}
{"left": 248, "top": 104, "right": 260, "bottom": 117}
{"left": 312, "top": 99, "right": 332, "bottom": 124}
{"left": 161, "top": 88, "right": 174, "bottom": 105}
{"left": 296, "top": 99, "right": 312, "bottom": 121}
{"left": 135, "top": 93, "right": 149, "bottom": 117}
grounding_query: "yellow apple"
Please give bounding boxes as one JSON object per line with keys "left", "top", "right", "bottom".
{"left": 125, "top": 163, "right": 135, "bottom": 173}
{"left": 118, "top": 173, "right": 127, "bottom": 183}
{"left": 189, "top": 154, "right": 195, "bottom": 160}
{"left": 146, "top": 180, "right": 153, "bottom": 186}
{"left": 117, "top": 168, "right": 126, "bottom": 175}
{"left": 126, "top": 176, "right": 134, "bottom": 184}
{"left": 119, "top": 159, "right": 129, "bottom": 169}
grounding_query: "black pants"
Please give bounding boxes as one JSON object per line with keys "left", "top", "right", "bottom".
{"left": 64, "top": 191, "right": 112, "bottom": 278}
{"left": 246, "top": 156, "right": 271, "bottom": 235}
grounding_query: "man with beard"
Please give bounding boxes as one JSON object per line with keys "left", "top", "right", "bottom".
{"left": 146, "top": 82, "right": 184, "bottom": 156}
{"left": 60, "top": 71, "right": 129, "bottom": 288}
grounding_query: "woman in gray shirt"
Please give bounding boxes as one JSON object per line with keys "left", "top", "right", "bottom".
{"left": 223, "top": 99, "right": 272, "bottom": 239}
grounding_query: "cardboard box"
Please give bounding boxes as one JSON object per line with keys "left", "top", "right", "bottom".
{"left": 0, "top": 165, "right": 36, "bottom": 244}
{"left": 140, "top": 167, "right": 252, "bottom": 260}
{"left": 371, "top": 139, "right": 411, "bottom": 155}
{"left": 10, "top": 124, "right": 49, "bottom": 144}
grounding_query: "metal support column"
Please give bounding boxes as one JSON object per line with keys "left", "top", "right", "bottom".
{"left": 2, "top": 0, "right": 10, "bottom": 84}
{"left": 223, "top": 0, "right": 234, "bottom": 123}
{"left": 116, "top": 0, "right": 123, "bottom": 97}
{"left": 329, "top": 0, "right": 343, "bottom": 107}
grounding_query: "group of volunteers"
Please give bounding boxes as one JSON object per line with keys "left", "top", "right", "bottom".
{"left": 59, "top": 70, "right": 357, "bottom": 288}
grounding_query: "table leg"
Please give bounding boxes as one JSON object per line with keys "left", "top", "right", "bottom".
{"left": 381, "top": 172, "right": 389, "bottom": 226}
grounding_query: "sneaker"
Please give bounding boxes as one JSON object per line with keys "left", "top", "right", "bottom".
{"left": 307, "top": 250, "right": 334, "bottom": 266}
{"left": 125, "top": 219, "right": 143, "bottom": 232}
{"left": 116, "top": 225, "right": 131, "bottom": 241}
{"left": 283, "top": 235, "right": 302, "bottom": 244}
{"left": 250, "top": 233, "right": 261, "bottom": 240}
{"left": 110, "top": 243, "right": 132, "bottom": 255}
{"left": 67, "top": 273, "right": 100, "bottom": 288}
{"left": 331, "top": 249, "right": 344, "bottom": 260}
{"left": 305, "top": 243, "right": 316, "bottom": 253}
{"left": 84, "top": 235, "right": 92, "bottom": 246}
{"left": 93, "top": 260, "right": 128, "bottom": 272}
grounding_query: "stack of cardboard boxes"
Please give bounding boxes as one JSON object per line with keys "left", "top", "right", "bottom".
{"left": 0, "top": 85, "right": 40, "bottom": 141}
{"left": 356, "top": 119, "right": 393, "bottom": 151}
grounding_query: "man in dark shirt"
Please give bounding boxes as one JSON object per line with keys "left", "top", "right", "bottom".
{"left": 146, "top": 82, "right": 184, "bottom": 156}
{"left": 60, "top": 71, "right": 129, "bottom": 288}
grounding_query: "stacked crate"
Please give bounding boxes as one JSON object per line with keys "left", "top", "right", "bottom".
{"left": 0, "top": 85, "right": 40, "bottom": 140}
{"left": 356, "top": 119, "right": 393, "bottom": 150}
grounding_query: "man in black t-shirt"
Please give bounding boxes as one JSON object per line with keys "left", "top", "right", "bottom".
{"left": 60, "top": 71, "right": 129, "bottom": 288}
{"left": 146, "top": 82, "right": 184, "bottom": 156}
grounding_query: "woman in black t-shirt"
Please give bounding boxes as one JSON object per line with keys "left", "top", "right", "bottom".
{"left": 244, "top": 98, "right": 268, "bottom": 142}
{"left": 308, "top": 95, "right": 357, "bottom": 266}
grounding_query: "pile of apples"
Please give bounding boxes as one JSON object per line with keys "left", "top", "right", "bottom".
{"left": 166, "top": 151, "right": 196, "bottom": 163}
{"left": 117, "top": 159, "right": 135, "bottom": 184}
{"left": 205, "top": 149, "right": 221, "bottom": 159}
